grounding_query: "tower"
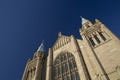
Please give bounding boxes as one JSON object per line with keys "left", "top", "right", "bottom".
{"left": 22, "top": 42, "right": 47, "bottom": 80}
{"left": 80, "top": 17, "right": 120, "bottom": 80}
{"left": 22, "top": 17, "right": 120, "bottom": 80}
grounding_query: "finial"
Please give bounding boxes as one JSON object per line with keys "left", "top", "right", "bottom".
{"left": 80, "top": 16, "right": 83, "bottom": 19}
{"left": 37, "top": 41, "right": 45, "bottom": 52}
{"left": 58, "top": 32, "right": 62, "bottom": 37}
{"left": 95, "top": 19, "right": 100, "bottom": 22}
{"left": 27, "top": 58, "right": 31, "bottom": 62}
{"left": 80, "top": 16, "right": 89, "bottom": 25}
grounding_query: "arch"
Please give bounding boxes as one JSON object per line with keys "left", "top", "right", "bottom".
{"left": 53, "top": 52, "right": 80, "bottom": 80}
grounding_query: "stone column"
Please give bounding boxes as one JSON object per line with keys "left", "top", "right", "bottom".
{"left": 46, "top": 48, "right": 53, "bottom": 80}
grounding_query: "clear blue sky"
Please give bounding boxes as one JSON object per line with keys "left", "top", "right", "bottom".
{"left": 0, "top": 0, "right": 120, "bottom": 80}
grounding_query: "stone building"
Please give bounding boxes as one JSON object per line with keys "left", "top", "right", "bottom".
{"left": 22, "top": 17, "right": 120, "bottom": 80}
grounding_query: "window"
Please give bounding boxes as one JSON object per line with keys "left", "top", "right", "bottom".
{"left": 67, "top": 76, "right": 70, "bottom": 80}
{"left": 69, "top": 61, "right": 73, "bottom": 70}
{"left": 89, "top": 37, "right": 95, "bottom": 46}
{"left": 94, "top": 35, "right": 100, "bottom": 44}
{"left": 62, "top": 64, "right": 65, "bottom": 73}
{"left": 27, "top": 71, "right": 32, "bottom": 80}
{"left": 55, "top": 67, "right": 58, "bottom": 76}
{"left": 63, "top": 76, "right": 67, "bottom": 80}
{"left": 65, "top": 63, "right": 68, "bottom": 72}
{"left": 71, "top": 74, "right": 75, "bottom": 80}
{"left": 58, "top": 67, "right": 60, "bottom": 75}
{"left": 26, "top": 68, "right": 36, "bottom": 80}
{"left": 76, "top": 72, "right": 80, "bottom": 80}
{"left": 99, "top": 32, "right": 106, "bottom": 41}
{"left": 54, "top": 52, "right": 80, "bottom": 80}
{"left": 73, "top": 61, "right": 77, "bottom": 68}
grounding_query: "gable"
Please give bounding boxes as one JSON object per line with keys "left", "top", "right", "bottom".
{"left": 52, "top": 35, "right": 71, "bottom": 51}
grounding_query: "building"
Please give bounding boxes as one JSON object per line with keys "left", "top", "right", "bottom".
{"left": 22, "top": 17, "right": 120, "bottom": 80}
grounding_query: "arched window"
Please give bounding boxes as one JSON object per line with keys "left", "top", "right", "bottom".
{"left": 54, "top": 52, "right": 80, "bottom": 80}
{"left": 99, "top": 32, "right": 106, "bottom": 41}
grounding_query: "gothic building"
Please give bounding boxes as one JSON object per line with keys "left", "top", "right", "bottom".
{"left": 22, "top": 17, "right": 120, "bottom": 80}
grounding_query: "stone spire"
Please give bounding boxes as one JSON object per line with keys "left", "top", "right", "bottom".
{"left": 37, "top": 41, "right": 45, "bottom": 52}
{"left": 81, "top": 16, "right": 89, "bottom": 25}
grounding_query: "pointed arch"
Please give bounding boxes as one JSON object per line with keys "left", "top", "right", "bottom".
{"left": 53, "top": 52, "right": 80, "bottom": 80}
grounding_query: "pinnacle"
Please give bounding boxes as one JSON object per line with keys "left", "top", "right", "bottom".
{"left": 37, "top": 41, "right": 45, "bottom": 52}
{"left": 80, "top": 16, "right": 89, "bottom": 25}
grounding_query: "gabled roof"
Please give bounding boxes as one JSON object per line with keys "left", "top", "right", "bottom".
{"left": 52, "top": 32, "right": 71, "bottom": 50}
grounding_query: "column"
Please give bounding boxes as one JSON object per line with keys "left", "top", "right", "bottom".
{"left": 46, "top": 48, "right": 53, "bottom": 80}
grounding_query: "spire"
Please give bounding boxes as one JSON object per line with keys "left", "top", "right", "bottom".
{"left": 80, "top": 16, "right": 89, "bottom": 25}
{"left": 37, "top": 41, "right": 45, "bottom": 52}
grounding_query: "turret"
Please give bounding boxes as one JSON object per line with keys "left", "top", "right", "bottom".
{"left": 22, "top": 42, "right": 47, "bottom": 80}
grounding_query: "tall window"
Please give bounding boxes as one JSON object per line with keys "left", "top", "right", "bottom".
{"left": 89, "top": 37, "right": 95, "bottom": 46}
{"left": 94, "top": 35, "right": 101, "bottom": 44}
{"left": 54, "top": 52, "right": 80, "bottom": 80}
{"left": 26, "top": 68, "right": 36, "bottom": 80}
{"left": 99, "top": 32, "right": 106, "bottom": 41}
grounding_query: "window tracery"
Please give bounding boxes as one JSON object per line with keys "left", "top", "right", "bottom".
{"left": 54, "top": 52, "right": 80, "bottom": 80}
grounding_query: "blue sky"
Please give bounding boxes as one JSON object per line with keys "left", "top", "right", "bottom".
{"left": 0, "top": 0, "right": 120, "bottom": 80}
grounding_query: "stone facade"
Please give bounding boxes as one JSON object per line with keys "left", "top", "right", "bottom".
{"left": 22, "top": 18, "right": 120, "bottom": 80}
